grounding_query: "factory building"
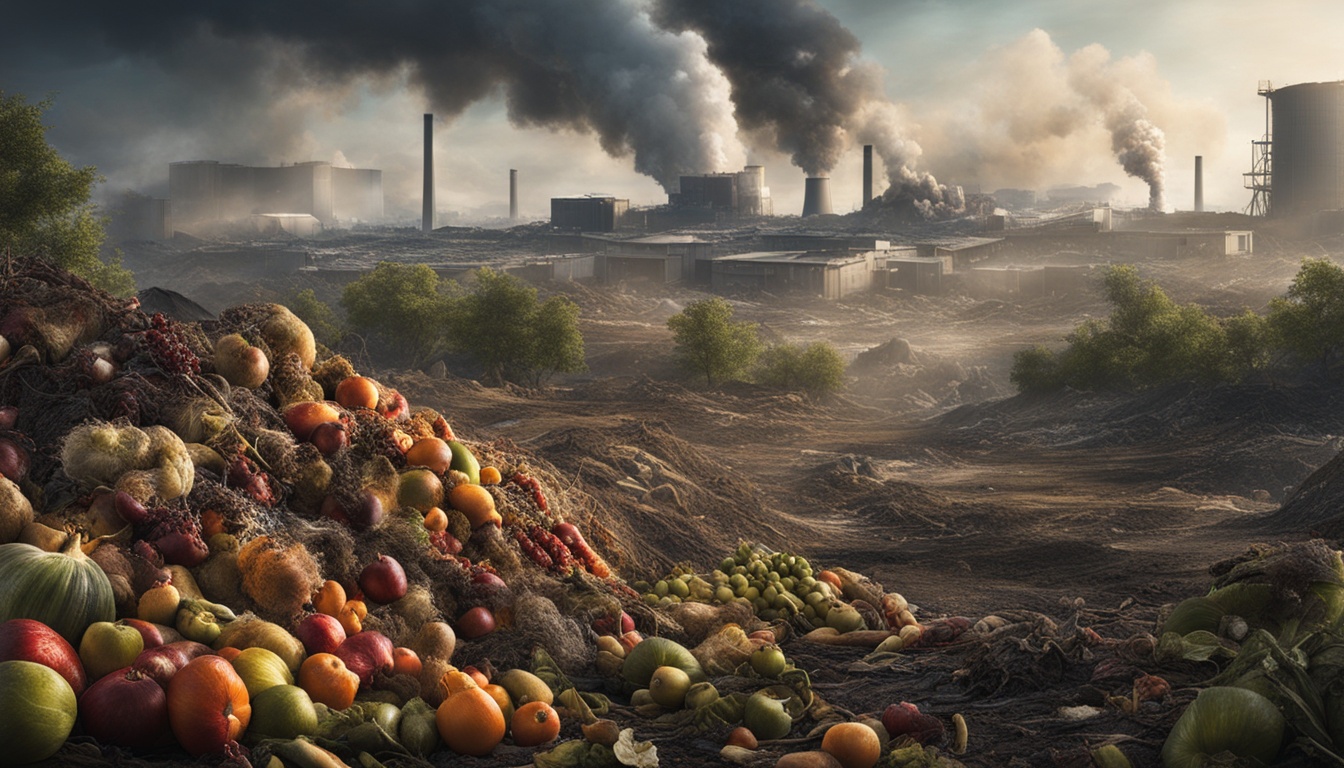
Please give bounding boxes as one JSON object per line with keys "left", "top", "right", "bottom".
{"left": 1248, "top": 81, "right": 1344, "bottom": 218}
{"left": 669, "top": 166, "right": 772, "bottom": 217}
{"left": 710, "top": 250, "right": 877, "bottom": 300}
{"left": 550, "top": 195, "right": 629, "bottom": 232}
{"left": 168, "top": 160, "right": 383, "bottom": 232}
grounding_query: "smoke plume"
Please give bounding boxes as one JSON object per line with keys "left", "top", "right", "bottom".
{"left": 1, "top": 0, "right": 745, "bottom": 193}
{"left": 1068, "top": 45, "right": 1166, "bottom": 210}
{"left": 654, "top": 0, "right": 961, "bottom": 216}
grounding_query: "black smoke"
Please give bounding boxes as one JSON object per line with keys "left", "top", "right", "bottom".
{"left": 0, "top": 0, "right": 744, "bottom": 192}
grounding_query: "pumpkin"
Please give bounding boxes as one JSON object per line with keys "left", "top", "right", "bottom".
{"left": 511, "top": 701, "right": 561, "bottom": 747}
{"left": 436, "top": 670, "right": 506, "bottom": 756}
{"left": 0, "top": 660, "right": 78, "bottom": 764}
{"left": 0, "top": 534, "right": 115, "bottom": 646}
{"left": 167, "top": 655, "right": 251, "bottom": 756}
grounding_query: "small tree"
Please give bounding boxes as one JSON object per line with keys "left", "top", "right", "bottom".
{"left": 757, "top": 341, "right": 847, "bottom": 398}
{"left": 1267, "top": 258, "right": 1344, "bottom": 374}
{"left": 0, "top": 92, "right": 135, "bottom": 295}
{"left": 449, "top": 268, "right": 586, "bottom": 385}
{"left": 286, "top": 288, "right": 342, "bottom": 348}
{"left": 667, "top": 297, "right": 763, "bottom": 386}
{"left": 341, "top": 262, "right": 455, "bottom": 367}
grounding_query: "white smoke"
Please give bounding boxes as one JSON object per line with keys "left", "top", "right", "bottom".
{"left": 1068, "top": 43, "right": 1166, "bottom": 210}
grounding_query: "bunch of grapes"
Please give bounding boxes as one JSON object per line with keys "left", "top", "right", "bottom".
{"left": 141, "top": 313, "right": 200, "bottom": 375}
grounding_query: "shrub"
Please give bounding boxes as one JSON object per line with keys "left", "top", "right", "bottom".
{"left": 341, "top": 262, "right": 456, "bottom": 367}
{"left": 447, "top": 268, "right": 585, "bottom": 386}
{"left": 1267, "top": 258, "right": 1344, "bottom": 374}
{"left": 667, "top": 298, "right": 763, "bottom": 386}
{"left": 756, "top": 341, "right": 846, "bottom": 398}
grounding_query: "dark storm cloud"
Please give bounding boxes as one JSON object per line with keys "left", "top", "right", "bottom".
{"left": 0, "top": 0, "right": 743, "bottom": 191}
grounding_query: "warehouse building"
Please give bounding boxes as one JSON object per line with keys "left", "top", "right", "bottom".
{"left": 169, "top": 160, "right": 383, "bottom": 232}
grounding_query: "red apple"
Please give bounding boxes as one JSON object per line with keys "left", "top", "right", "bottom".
{"left": 458, "top": 607, "right": 496, "bottom": 639}
{"left": 359, "top": 555, "right": 408, "bottom": 604}
{"left": 334, "top": 631, "right": 394, "bottom": 685}
{"left": 321, "top": 489, "right": 385, "bottom": 530}
{"left": 593, "top": 611, "right": 636, "bottom": 637}
{"left": 118, "top": 618, "right": 166, "bottom": 649}
{"left": 308, "top": 421, "right": 349, "bottom": 456}
{"left": 294, "top": 613, "right": 346, "bottom": 656}
{"left": 0, "top": 437, "right": 29, "bottom": 483}
{"left": 133, "top": 641, "right": 215, "bottom": 690}
{"left": 80, "top": 665, "right": 171, "bottom": 748}
{"left": 282, "top": 400, "right": 342, "bottom": 442}
{"left": 0, "top": 618, "right": 87, "bottom": 694}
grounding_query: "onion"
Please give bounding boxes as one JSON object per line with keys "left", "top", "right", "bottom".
{"left": 458, "top": 606, "right": 497, "bottom": 640}
{"left": 0, "top": 438, "right": 30, "bottom": 484}
{"left": 0, "top": 406, "right": 17, "bottom": 431}
{"left": 132, "top": 640, "right": 215, "bottom": 689}
{"left": 80, "top": 665, "right": 170, "bottom": 748}
{"left": 334, "top": 631, "right": 394, "bottom": 685}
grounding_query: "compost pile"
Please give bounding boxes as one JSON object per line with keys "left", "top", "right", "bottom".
{"left": 1, "top": 254, "right": 1343, "bottom": 768}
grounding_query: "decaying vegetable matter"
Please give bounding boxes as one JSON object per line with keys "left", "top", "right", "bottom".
{"left": 4, "top": 254, "right": 1344, "bottom": 768}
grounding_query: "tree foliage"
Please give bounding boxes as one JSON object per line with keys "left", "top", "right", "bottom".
{"left": 1266, "top": 258, "right": 1344, "bottom": 373}
{"left": 1011, "top": 265, "right": 1248, "bottom": 392}
{"left": 448, "top": 268, "right": 586, "bottom": 386}
{"left": 756, "top": 341, "right": 847, "bottom": 398}
{"left": 667, "top": 297, "right": 763, "bottom": 386}
{"left": 341, "top": 262, "right": 454, "bottom": 367}
{"left": 0, "top": 92, "right": 134, "bottom": 295}
{"left": 286, "top": 288, "right": 342, "bottom": 349}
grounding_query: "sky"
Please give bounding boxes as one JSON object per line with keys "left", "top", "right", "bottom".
{"left": 3, "top": 0, "right": 1342, "bottom": 223}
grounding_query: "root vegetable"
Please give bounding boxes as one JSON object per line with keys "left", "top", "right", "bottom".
{"left": 0, "top": 476, "right": 34, "bottom": 545}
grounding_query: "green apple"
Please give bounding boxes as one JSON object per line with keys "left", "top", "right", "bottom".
{"left": 649, "top": 665, "right": 692, "bottom": 709}
{"left": 750, "top": 645, "right": 788, "bottom": 678}
{"left": 245, "top": 684, "right": 318, "bottom": 742}
{"left": 230, "top": 646, "right": 294, "bottom": 698}
{"left": 684, "top": 681, "right": 720, "bottom": 710}
{"left": 79, "top": 621, "right": 145, "bottom": 682}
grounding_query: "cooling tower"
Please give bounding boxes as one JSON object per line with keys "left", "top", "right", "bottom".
{"left": 509, "top": 169, "right": 519, "bottom": 221}
{"left": 802, "top": 176, "right": 833, "bottom": 217}
{"left": 423, "top": 113, "right": 434, "bottom": 232}
{"left": 862, "top": 145, "right": 873, "bottom": 206}
{"left": 1270, "top": 81, "right": 1344, "bottom": 217}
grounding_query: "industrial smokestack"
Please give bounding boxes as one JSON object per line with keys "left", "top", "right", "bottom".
{"left": 509, "top": 169, "right": 518, "bottom": 222}
{"left": 862, "top": 145, "right": 873, "bottom": 207}
{"left": 423, "top": 113, "right": 434, "bottom": 232}
{"left": 802, "top": 176, "right": 833, "bottom": 217}
{"left": 1194, "top": 155, "right": 1204, "bottom": 213}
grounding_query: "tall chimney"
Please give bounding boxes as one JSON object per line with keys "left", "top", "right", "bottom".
{"left": 862, "top": 145, "right": 874, "bottom": 207}
{"left": 422, "top": 113, "right": 434, "bottom": 232}
{"left": 802, "top": 176, "right": 833, "bottom": 217}
{"left": 1194, "top": 155, "right": 1204, "bottom": 213}
{"left": 509, "top": 169, "right": 519, "bottom": 222}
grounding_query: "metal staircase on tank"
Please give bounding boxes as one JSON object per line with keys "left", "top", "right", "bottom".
{"left": 1245, "top": 80, "right": 1273, "bottom": 216}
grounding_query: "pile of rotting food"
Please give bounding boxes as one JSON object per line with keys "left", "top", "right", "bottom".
{"left": 1, "top": 253, "right": 1342, "bottom": 768}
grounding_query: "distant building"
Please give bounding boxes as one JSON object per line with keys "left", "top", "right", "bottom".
{"left": 168, "top": 160, "right": 383, "bottom": 232}
{"left": 711, "top": 250, "right": 877, "bottom": 300}
{"left": 670, "top": 166, "right": 772, "bottom": 217}
{"left": 550, "top": 195, "right": 629, "bottom": 232}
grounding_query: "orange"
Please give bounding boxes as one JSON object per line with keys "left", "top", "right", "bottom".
{"left": 299, "top": 653, "right": 360, "bottom": 711}
{"left": 405, "top": 437, "right": 453, "bottom": 474}
{"left": 392, "top": 647, "right": 422, "bottom": 677}
{"left": 820, "top": 722, "right": 881, "bottom": 768}
{"left": 479, "top": 466, "right": 502, "bottom": 485}
{"left": 448, "top": 483, "right": 501, "bottom": 529}
{"left": 335, "top": 375, "right": 380, "bottom": 410}
{"left": 483, "top": 682, "right": 514, "bottom": 726}
{"left": 423, "top": 507, "right": 449, "bottom": 532}
{"left": 312, "top": 579, "right": 346, "bottom": 617}
{"left": 436, "top": 673, "right": 506, "bottom": 756}
{"left": 511, "top": 701, "right": 561, "bottom": 747}
{"left": 336, "top": 602, "right": 363, "bottom": 635}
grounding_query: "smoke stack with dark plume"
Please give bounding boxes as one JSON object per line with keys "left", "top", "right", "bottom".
{"left": 802, "top": 177, "right": 833, "bottom": 216}
{"left": 423, "top": 113, "right": 434, "bottom": 232}
{"left": 654, "top": 0, "right": 962, "bottom": 219}
{"left": 862, "top": 145, "right": 873, "bottom": 207}
{"left": 1068, "top": 45, "right": 1167, "bottom": 211}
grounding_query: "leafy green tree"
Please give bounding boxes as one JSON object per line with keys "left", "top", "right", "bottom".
{"left": 756, "top": 341, "right": 847, "bottom": 398}
{"left": 1223, "top": 309, "right": 1271, "bottom": 378}
{"left": 0, "top": 92, "right": 135, "bottom": 295}
{"left": 341, "top": 262, "right": 455, "bottom": 367}
{"left": 667, "top": 297, "right": 763, "bottom": 386}
{"left": 1267, "top": 258, "right": 1344, "bottom": 373}
{"left": 448, "top": 268, "right": 586, "bottom": 386}
{"left": 1012, "top": 265, "right": 1242, "bottom": 392}
{"left": 286, "top": 288, "right": 342, "bottom": 348}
